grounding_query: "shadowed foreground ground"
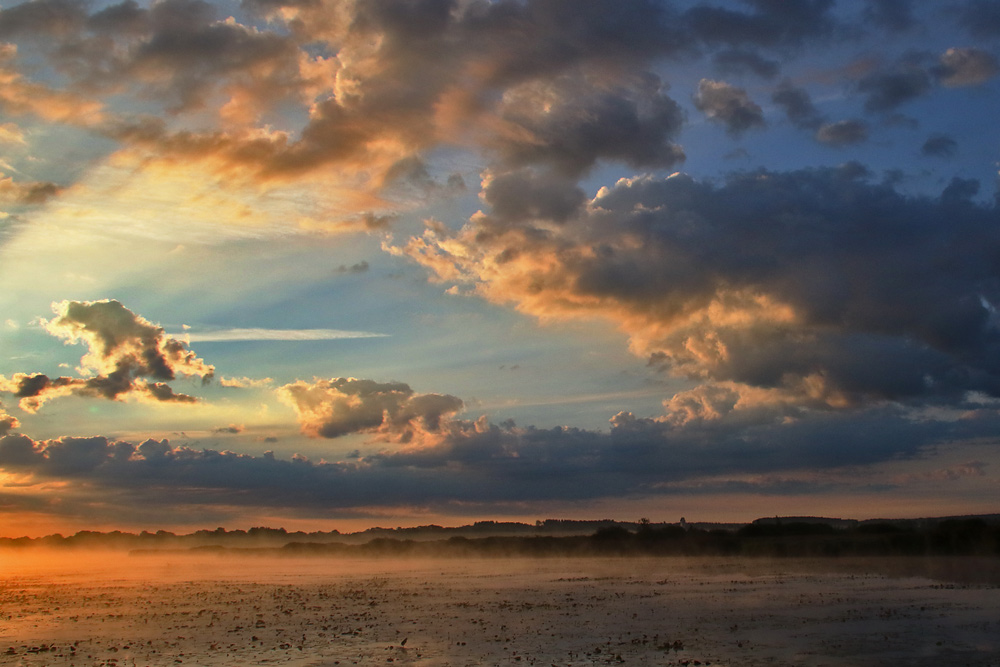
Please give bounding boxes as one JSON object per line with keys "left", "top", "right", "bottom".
{"left": 0, "top": 555, "right": 997, "bottom": 667}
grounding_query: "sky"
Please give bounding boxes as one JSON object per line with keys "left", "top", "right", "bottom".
{"left": 1, "top": 0, "right": 999, "bottom": 537}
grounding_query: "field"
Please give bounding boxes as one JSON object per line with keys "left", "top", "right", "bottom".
{"left": 0, "top": 552, "right": 997, "bottom": 666}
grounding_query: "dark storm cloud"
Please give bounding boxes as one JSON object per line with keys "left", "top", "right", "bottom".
{"left": 495, "top": 72, "right": 686, "bottom": 175}
{"left": 0, "top": 300, "right": 213, "bottom": 412}
{"left": 815, "top": 119, "right": 869, "bottom": 145}
{"left": 480, "top": 168, "right": 586, "bottom": 224}
{"left": 771, "top": 81, "right": 823, "bottom": 130}
{"left": 922, "top": 134, "right": 958, "bottom": 157}
{"left": 693, "top": 79, "right": 765, "bottom": 136}
{"left": 399, "top": 165, "right": 1000, "bottom": 409}
{"left": 126, "top": 0, "right": 305, "bottom": 113}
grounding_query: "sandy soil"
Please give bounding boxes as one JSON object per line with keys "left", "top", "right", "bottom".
{"left": 0, "top": 553, "right": 997, "bottom": 667}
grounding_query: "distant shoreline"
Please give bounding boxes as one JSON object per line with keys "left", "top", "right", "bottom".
{"left": 4, "top": 515, "right": 998, "bottom": 561}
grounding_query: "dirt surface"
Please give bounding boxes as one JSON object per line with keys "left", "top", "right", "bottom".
{"left": 0, "top": 553, "right": 997, "bottom": 666}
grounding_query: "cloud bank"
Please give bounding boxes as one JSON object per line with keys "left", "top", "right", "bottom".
{"left": 393, "top": 166, "right": 1000, "bottom": 416}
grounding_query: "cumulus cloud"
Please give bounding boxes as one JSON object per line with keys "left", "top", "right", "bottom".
{"left": 935, "top": 47, "right": 999, "bottom": 87}
{"left": 278, "top": 377, "right": 464, "bottom": 444}
{"left": 815, "top": 119, "right": 869, "bottom": 146}
{"left": 0, "top": 0, "right": 989, "bottom": 225}
{"left": 0, "top": 300, "right": 213, "bottom": 411}
{"left": 0, "top": 409, "right": 19, "bottom": 437}
{"left": 0, "top": 0, "right": 692, "bottom": 200}
{"left": 394, "top": 166, "right": 1000, "bottom": 412}
{"left": 494, "top": 71, "right": 685, "bottom": 175}
{"left": 693, "top": 79, "right": 765, "bottom": 136}
{"left": 480, "top": 168, "right": 586, "bottom": 224}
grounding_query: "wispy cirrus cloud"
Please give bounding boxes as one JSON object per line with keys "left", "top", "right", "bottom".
{"left": 180, "top": 328, "right": 389, "bottom": 342}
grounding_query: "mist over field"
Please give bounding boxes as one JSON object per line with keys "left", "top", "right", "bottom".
{"left": 2, "top": 549, "right": 999, "bottom": 667}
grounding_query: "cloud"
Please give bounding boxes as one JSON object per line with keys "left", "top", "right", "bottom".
{"left": 0, "top": 174, "right": 62, "bottom": 205}
{"left": 0, "top": 0, "right": 987, "bottom": 229}
{"left": 0, "top": 0, "right": 684, "bottom": 196}
{"left": 182, "top": 327, "right": 388, "bottom": 342}
{"left": 693, "top": 79, "right": 765, "bottom": 136}
{"left": 480, "top": 168, "right": 586, "bottom": 224}
{"left": 0, "top": 0, "right": 687, "bottom": 207}
{"left": 935, "top": 47, "right": 999, "bottom": 87}
{"left": 863, "top": 0, "right": 915, "bottom": 32}
{"left": 857, "top": 65, "right": 932, "bottom": 112}
{"left": 335, "top": 260, "right": 370, "bottom": 274}
{"left": 922, "top": 134, "right": 958, "bottom": 157}
{"left": 771, "top": 81, "right": 823, "bottom": 130}
{"left": 683, "top": 0, "right": 836, "bottom": 48}
{"left": 0, "top": 47, "right": 105, "bottom": 126}
{"left": 219, "top": 376, "right": 274, "bottom": 389}
{"left": 0, "top": 123, "right": 26, "bottom": 145}
{"left": 394, "top": 166, "right": 1000, "bottom": 410}
{"left": 815, "top": 119, "right": 869, "bottom": 146}
{"left": 0, "top": 300, "right": 213, "bottom": 412}
{"left": 493, "top": 71, "right": 685, "bottom": 175}
{"left": 712, "top": 49, "right": 780, "bottom": 79}
{"left": 278, "top": 377, "right": 464, "bottom": 443}
{"left": 941, "top": 176, "right": 980, "bottom": 203}
{"left": 0, "top": 409, "right": 19, "bottom": 437}
{"left": 957, "top": 0, "right": 1000, "bottom": 39}
{"left": 0, "top": 0, "right": 88, "bottom": 39}
{"left": 0, "top": 398, "right": 993, "bottom": 516}
{"left": 892, "top": 460, "right": 988, "bottom": 484}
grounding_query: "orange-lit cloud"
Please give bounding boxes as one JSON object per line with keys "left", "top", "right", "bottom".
{"left": 0, "top": 173, "right": 61, "bottom": 205}
{"left": 278, "top": 377, "right": 464, "bottom": 445}
{"left": 0, "top": 300, "right": 213, "bottom": 412}
{"left": 394, "top": 166, "right": 1000, "bottom": 416}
